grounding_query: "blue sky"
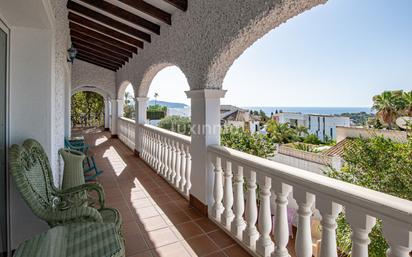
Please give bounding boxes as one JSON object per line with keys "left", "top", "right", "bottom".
{"left": 144, "top": 0, "right": 412, "bottom": 107}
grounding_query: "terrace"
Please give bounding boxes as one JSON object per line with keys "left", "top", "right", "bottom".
{"left": 1, "top": 0, "right": 411, "bottom": 257}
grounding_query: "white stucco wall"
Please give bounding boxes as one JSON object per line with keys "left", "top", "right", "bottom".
{"left": 1, "top": 0, "right": 71, "bottom": 249}
{"left": 116, "top": 0, "right": 327, "bottom": 97}
{"left": 72, "top": 59, "right": 116, "bottom": 99}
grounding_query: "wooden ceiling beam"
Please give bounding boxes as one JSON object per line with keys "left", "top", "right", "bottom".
{"left": 76, "top": 49, "right": 125, "bottom": 66}
{"left": 162, "top": 0, "right": 187, "bottom": 11}
{"left": 77, "top": 0, "right": 160, "bottom": 34}
{"left": 116, "top": 0, "right": 171, "bottom": 25}
{"left": 70, "top": 22, "right": 139, "bottom": 53}
{"left": 76, "top": 56, "right": 118, "bottom": 71}
{"left": 74, "top": 44, "right": 128, "bottom": 63}
{"left": 68, "top": 12, "right": 144, "bottom": 48}
{"left": 76, "top": 52, "right": 122, "bottom": 68}
{"left": 71, "top": 30, "right": 134, "bottom": 57}
{"left": 72, "top": 39, "right": 129, "bottom": 62}
{"left": 67, "top": 2, "right": 151, "bottom": 42}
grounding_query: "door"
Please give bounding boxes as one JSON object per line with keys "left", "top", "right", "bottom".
{"left": 0, "top": 20, "right": 9, "bottom": 256}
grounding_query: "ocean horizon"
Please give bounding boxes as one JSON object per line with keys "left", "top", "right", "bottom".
{"left": 244, "top": 107, "right": 373, "bottom": 116}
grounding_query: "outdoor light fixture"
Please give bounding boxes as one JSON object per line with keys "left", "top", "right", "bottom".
{"left": 67, "top": 45, "right": 78, "bottom": 63}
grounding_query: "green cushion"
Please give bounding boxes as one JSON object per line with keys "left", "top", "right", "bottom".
{"left": 14, "top": 223, "right": 125, "bottom": 257}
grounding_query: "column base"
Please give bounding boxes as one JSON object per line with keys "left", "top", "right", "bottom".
{"left": 189, "top": 194, "right": 208, "bottom": 216}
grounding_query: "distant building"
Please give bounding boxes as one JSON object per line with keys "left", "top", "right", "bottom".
{"left": 220, "top": 105, "right": 260, "bottom": 133}
{"left": 272, "top": 112, "right": 350, "bottom": 140}
{"left": 166, "top": 107, "right": 191, "bottom": 117}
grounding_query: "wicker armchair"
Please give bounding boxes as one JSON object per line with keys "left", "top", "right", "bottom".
{"left": 9, "top": 139, "right": 121, "bottom": 231}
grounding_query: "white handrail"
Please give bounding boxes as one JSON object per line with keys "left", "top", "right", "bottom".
{"left": 139, "top": 124, "right": 191, "bottom": 198}
{"left": 208, "top": 144, "right": 412, "bottom": 257}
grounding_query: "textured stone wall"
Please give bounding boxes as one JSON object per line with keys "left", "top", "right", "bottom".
{"left": 72, "top": 59, "right": 116, "bottom": 98}
{"left": 49, "top": 0, "right": 70, "bottom": 185}
{"left": 116, "top": 0, "right": 327, "bottom": 98}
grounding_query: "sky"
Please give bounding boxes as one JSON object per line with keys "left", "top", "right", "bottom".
{"left": 141, "top": 0, "right": 412, "bottom": 107}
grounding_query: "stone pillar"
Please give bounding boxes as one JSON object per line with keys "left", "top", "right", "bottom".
{"left": 185, "top": 89, "right": 226, "bottom": 213}
{"left": 104, "top": 98, "right": 110, "bottom": 130}
{"left": 110, "top": 99, "right": 123, "bottom": 136}
{"left": 64, "top": 80, "right": 71, "bottom": 138}
{"left": 135, "top": 97, "right": 148, "bottom": 155}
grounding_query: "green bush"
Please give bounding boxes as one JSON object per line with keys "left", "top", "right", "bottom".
{"left": 325, "top": 136, "right": 412, "bottom": 257}
{"left": 158, "top": 116, "right": 191, "bottom": 136}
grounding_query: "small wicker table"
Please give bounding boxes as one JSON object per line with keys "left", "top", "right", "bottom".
{"left": 14, "top": 223, "right": 125, "bottom": 257}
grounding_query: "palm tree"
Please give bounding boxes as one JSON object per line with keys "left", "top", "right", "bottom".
{"left": 402, "top": 91, "right": 412, "bottom": 116}
{"left": 266, "top": 120, "right": 298, "bottom": 143}
{"left": 296, "top": 125, "right": 309, "bottom": 137}
{"left": 154, "top": 93, "right": 159, "bottom": 106}
{"left": 372, "top": 91, "right": 402, "bottom": 129}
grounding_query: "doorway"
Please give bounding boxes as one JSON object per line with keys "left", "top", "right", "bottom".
{"left": 0, "top": 19, "right": 9, "bottom": 256}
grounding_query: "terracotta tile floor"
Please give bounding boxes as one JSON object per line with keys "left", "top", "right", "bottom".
{"left": 81, "top": 130, "right": 253, "bottom": 257}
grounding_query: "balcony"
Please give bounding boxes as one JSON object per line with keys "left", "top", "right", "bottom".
{"left": 2, "top": 0, "right": 412, "bottom": 256}
{"left": 82, "top": 128, "right": 253, "bottom": 257}
{"left": 116, "top": 118, "right": 412, "bottom": 257}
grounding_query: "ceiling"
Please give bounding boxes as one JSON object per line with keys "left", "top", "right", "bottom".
{"left": 67, "top": 0, "right": 188, "bottom": 71}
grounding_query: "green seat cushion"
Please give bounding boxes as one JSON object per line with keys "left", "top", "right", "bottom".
{"left": 14, "top": 223, "right": 125, "bottom": 257}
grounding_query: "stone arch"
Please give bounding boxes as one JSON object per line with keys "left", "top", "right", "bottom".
{"left": 72, "top": 85, "right": 112, "bottom": 99}
{"left": 205, "top": 0, "right": 326, "bottom": 89}
{"left": 117, "top": 80, "right": 133, "bottom": 100}
{"left": 137, "top": 63, "right": 189, "bottom": 97}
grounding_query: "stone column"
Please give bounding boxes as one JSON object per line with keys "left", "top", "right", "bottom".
{"left": 104, "top": 98, "right": 110, "bottom": 130}
{"left": 134, "top": 97, "right": 148, "bottom": 155}
{"left": 110, "top": 99, "right": 123, "bottom": 136}
{"left": 185, "top": 89, "right": 226, "bottom": 213}
{"left": 64, "top": 80, "right": 71, "bottom": 138}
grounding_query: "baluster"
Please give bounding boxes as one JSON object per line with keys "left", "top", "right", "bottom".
{"left": 211, "top": 156, "right": 224, "bottom": 221}
{"left": 171, "top": 140, "right": 177, "bottom": 184}
{"left": 179, "top": 144, "right": 187, "bottom": 193}
{"left": 221, "top": 160, "right": 234, "bottom": 228}
{"left": 272, "top": 183, "right": 292, "bottom": 257}
{"left": 346, "top": 208, "right": 376, "bottom": 257}
{"left": 151, "top": 132, "right": 156, "bottom": 166}
{"left": 167, "top": 138, "right": 173, "bottom": 181}
{"left": 184, "top": 145, "right": 191, "bottom": 195}
{"left": 294, "top": 188, "right": 315, "bottom": 257}
{"left": 142, "top": 129, "right": 147, "bottom": 161}
{"left": 243, "top": 170, "right": 259, "bottom": 249}
{"left": 256, "top": 176, "right": 274, "bottom": 257}
{"left": 162, "top": 137, "right": 169, "bottom": 177}
{"left": 317, "top": 198, "right": 342, "bottom": 257}
{"left": 231, "top": 165, "right": 246, "bottom": 238}
{"left": 161, "top": 136, "right": 167, "bottom": 177}
{"left": 174, "top": 142, "right": 182, "bottom": 189}
{"left": 148, "top": 131, "right": 152, "bottom": 166}
{"left": 155, "top": 134, "right": 161, "bottom": 172}
{"left": 382, "top": 219, "right": 412, "bottom": 257}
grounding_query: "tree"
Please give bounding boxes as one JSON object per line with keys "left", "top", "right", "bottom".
{"left": 372, "top": 91, "right": 403, "bottom": 129}
{"left": 326, "top": 136, "right": 412, "bottom": 257}
{"left": 154, "top": 92, "right": 159, "bottom": 106}
{"left": 402, "top": 90, "right": 412, "bottom": 116}
{"left": 123, "top": 91, "right": 135, "bottom": 119}
{"left": 221, "top": 127, "right": 276, "bottom": 158}
{"left": 266, "top": 120, "right": 299, "bottom": 144}
{"left": 71, "top": 91, "right": 104, "bottom": 127}
{"left": 158, "top": 116, "right": 191, "bottom": 136}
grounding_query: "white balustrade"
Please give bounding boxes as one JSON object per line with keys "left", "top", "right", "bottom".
{"left": 139, "top": 124, "right": 191, "bottom": 198}
{"left": 208, "top": 144, "right": 412, "bottom": 257}
{"left": 117, "top": 117, "right": 136, "bottom": 150}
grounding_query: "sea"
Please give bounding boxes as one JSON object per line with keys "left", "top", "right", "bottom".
{"left": 244, "top": 107, "right": 373, "bottom": 116}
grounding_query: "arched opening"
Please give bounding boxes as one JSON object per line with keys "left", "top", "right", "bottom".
{"left": 219, "top": 0, "right": 412, "bottom": 256}
{"left": 71, "top": 91, "right": 105, "bottom": 134}
{"left": 145, "top": 66, "right": 191, "bottom": 135}
{"left": 122, "top": 83, "right": 135, "bottom": 119}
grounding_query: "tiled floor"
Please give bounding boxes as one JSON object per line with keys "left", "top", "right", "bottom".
{"left": 83, "top": 130, "right": 253, "bottom": 257}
